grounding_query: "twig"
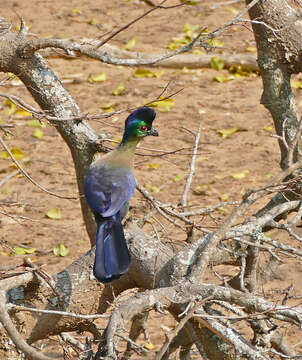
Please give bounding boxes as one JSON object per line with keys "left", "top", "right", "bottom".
{"left": 95, "top": 0, "right": 170, "bottom": 49}
{"left": 181, "top": 121, "right": 202, "bottom": 207}
{"left": 154, "top": 298, "right": 210, "bottom": 360}
{"left": 0, "top": 170, "right": 20, "bottom": 188}
{"left": 7, "top": 303, "right": 109, "bottom": 320}
{"left": 0, "top": 137, "right": 77, "bottom": 200}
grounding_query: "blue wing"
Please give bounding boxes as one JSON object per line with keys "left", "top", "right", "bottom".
{"left": 84, "top": 162, "right": 136, "bottom": 282}
{"left": 84, "top": 163, "right": 136, "bottom": 218}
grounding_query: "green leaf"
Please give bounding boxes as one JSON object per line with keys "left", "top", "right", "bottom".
{"left": 88, "top": 72, "right": 107, "bottom": 82}
{"left": 27, "top": 119, "right": 44, "bottom": 128}
{"left": 173, "top": 175, "right": 181, "bottom": 182}
{"left": 32, "top": 129, "right": 44, "bottom": 139}
{"left": 212, "top": 75, "right": 234, "bottom": 83}
{"left": 13, "top": 246, "right": 36, "bottom": 255}
{"left": 133, "top": 68, "right": 164, "bottom": 78}
{"left": 207, "top": 38, "right": 223, "bottom": 47}
{"left": 210, "top": 56, "right": 224, "bottom": 71}
{"left": 180, "top": 0, "right": 198, "bottom": 4}
{"left": 53, "top": 243, "right": 69, "bottom": 257}
{"left": 45, "top": 208, "right": 61, "bottom": 219}
{"left": 111, "top": 85, "right": 126, "bottom": 96}
{"left": 217, "top": 127, "right": 239, "bottom": 139}
{"left": 124, "top": 37, "right": 136, "bottom": 50}
{"left": 148, "top": 97, "right": 174, "bottom": 112}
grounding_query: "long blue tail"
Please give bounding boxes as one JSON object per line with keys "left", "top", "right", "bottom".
{"left": 93, "top": 213, "right": 131, "bottom": 283}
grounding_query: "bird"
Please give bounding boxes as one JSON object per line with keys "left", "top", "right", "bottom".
{"left": 84, "top": 107, "right": 158, "bottom": 283}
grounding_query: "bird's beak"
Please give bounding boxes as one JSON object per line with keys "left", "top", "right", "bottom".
{"left": 147, "top": 127, "right": 159, "bottom": 136}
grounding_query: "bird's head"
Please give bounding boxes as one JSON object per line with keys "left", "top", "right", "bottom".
{"left": 121, "top": 107, "right": 158, "bottom": 144}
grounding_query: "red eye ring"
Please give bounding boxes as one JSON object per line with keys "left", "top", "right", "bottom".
{"left": 140, "top": 125, "right": 148, "bottom": 132}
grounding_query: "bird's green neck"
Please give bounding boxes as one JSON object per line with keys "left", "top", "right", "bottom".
{"left": 117, "top": 137, "right": 140, "bottom": 153}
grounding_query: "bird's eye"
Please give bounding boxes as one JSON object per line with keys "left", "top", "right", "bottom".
{"left": 140, "top": 125, "right": 148, "bottom": 132}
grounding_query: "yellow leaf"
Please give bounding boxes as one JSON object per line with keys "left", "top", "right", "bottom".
{"left": 144, "top": 342, "right": 155, "bottom": 350}
{"left": 124, "top": 37, "right": 136, "bottom": 50}
{"left": 45, "top": 208, "right": 61, "bottom": 220}
{"left": 193, "top": 184, "right": 209, "bottom": 196}
{"left": 0, "top": 147, "right": 24, "bottom": 160}
{"left": 89, "top": 72, "right": 107, "bottom": 82}
{"left": 229, "top": 65, "right": 253, "bottom": 77}
{"left": 246, "top": 46, "right": 257, "bottom": 52}
{"left": 146, "top": 163, "right": 160, "bottom": 169}
{"left": 111, "top": 85, "right": 126, "bottom": 96}
{"left": 291, "top": 81, "right": 302, "bottom": 89}
{"left": 133, "top": 68, "right": 164, "bottom": 78}
{"left": 148, "top": 97, "right": 174, "bottom": 112}
{"left": 151, "top": 186, "right": 160, "bottom": 193}
{"left": 53, "top": 243, "right": 69, "bottom": 257}
{"left": 16, "top": 109, "right": 32, "bottom": 117}
{"left": 89, "top": 18, "right": 99, "bottom": 26}
{"left": 212, "top": 75, "right": 234, "bottom": 83}
{"left": 210, "top": 56, "right": 224, "bottom": 71}
{"left": 173, "top": 175, "right": 181, "bottom": 182}
{"left": 217, "top": 127, "right": 238, "bottom": 139}
{"left": 219, "top": 194, "right": 229, "bottom": 201}
{"left": 101, "top": 103, "right": 115, "bottom": 113}
{"left": 264, "top": 125, "right": 273, "bottom": 132}
{"left": 13, "top": 246, "right": 36, "bottom": 255}
{"left": 207, "top": 38, "right": 223, "bottom": 47}
{"left": 27, "top": 119, "right": 44, "bottom": 128}
{"left": 225, "top": 7, "right": 239, "bottom": 14}
{"left": 32, "top": 129, "right": 44, "bottom": 139}
{"left": 4, "top": 99, "right": 16, "bottom": 116}
{"left": 231, "top": 170, "right": 249, "bottom": 179}
{"left": 180, "top": 0, "right": 198, "bottom": 4}
{"left": 193, "top": 49, "right": 204, "bottom": 55}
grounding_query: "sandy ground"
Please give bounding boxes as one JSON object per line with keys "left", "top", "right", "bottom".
{"left": 0, "top": 0, "right": 302, "bottom": 358}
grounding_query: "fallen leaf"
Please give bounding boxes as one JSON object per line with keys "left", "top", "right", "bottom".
{"left": 45, "top": 208, "right": 61, "bottom": 220}
{"left": 4, "top": 99, "right": 16, "bottom": 116}
{"left": 210, "top": 56, "right": 224, "bottom": 71}
{"left": 264, "top": 125, "right": 273, "bottom": 132}
{"left": 0, "top": 147, "right": 24, "bottom": 160}
{"left": 27, "top": 119, "right": 44, "bottom": 127}
{"left": 111, "top": 85, "right": 126, "bottom": 96}
{"left": 219, "top": 194, "right": 229, "bottom": 201}
{"left": 207, "top": 38, "right": 223, "bottom": 47}
{"left": 173, "top": 175, "right": 181, "bottom": 182}
{"left": 89, "top": 18, "right": 99, "bottom": 26}
{"left": 32, "top": 128, "right": 44, "bottom": 139}
{"left": 144, "top": 342, "right": 155, "bottom": 350}
{"left": 218, "top": 127, "right": 239, "bottom": 138}
{"left": 291, "top": 81, "right": 302, "bottom": 89}
{"left": 231, "top": 170, "right": 249, "bottom": 179}
{"left": 193, "top": 184, "right": 209, "bottom": 196}
{"left": 88, "top": 72, "right": 107, "bottom": 82}
{"left": 16, "top": 109, "right": 32, "bottom": 117}
{"left": 133, "top": 68, "right": 164, "bottom": 78}
{"left": 146, "top": 163, "right": 160, "bottom": 169}
{"left": 13, "top": 246, "right": 36, "bottom": 255}
{"left": 246, "top": 46, "right": 257, "bottom": 52}
{"left": 148, "top": 97, "right": 174, "bottom": 112}
{"left": 124, "top": 37, "right": 136, "bottom": 50}
{"left": 212, "top": 75, "right": 234, "bottom": 83}
{"left": 53, "top": 243, "right": 69, "bottom": 257}
{"left": 101, "top": 103, "right": 115, "bottom": 113}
